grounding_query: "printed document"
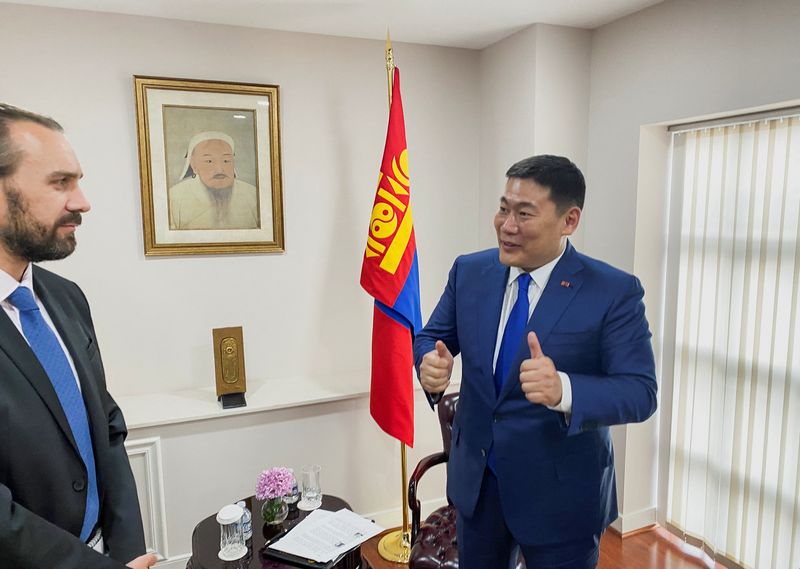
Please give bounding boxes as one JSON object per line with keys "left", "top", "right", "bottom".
{"left": 268, "top": 508, "right": 384, "bottom": 563}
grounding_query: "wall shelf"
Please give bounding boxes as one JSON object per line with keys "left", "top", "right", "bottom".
{"left": 117, "top": 373, "right": 370, "bottom": 430}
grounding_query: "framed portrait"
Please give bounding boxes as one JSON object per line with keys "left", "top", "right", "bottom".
{"left": 134, "top": 76, "right": 284, "bottom": 255}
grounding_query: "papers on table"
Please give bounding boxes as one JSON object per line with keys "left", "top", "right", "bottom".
{"left": 268, "top": 508, "right": 384, "bottom": 563}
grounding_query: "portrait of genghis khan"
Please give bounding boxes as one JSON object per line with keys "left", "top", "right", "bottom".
{"left": 168, "top": 131, "right": 259, "bottom": 230}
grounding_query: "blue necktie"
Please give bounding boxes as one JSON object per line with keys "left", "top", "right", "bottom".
{"left": 8, "top": 286, "right": 99, "bottom": 541}
{"left": 494, "top": 273, "right": 532, "bottom": 395}
{"left": 488, "top": 273, "right": 532, "bottom": 472}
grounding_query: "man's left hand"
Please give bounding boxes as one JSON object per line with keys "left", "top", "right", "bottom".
{"left": 519, "top": 332, "right": 562, "bottom": 407}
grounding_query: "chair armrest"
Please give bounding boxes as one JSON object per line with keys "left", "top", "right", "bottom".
{"left": 408, "top": 451, "right": 448, "bottom": 544}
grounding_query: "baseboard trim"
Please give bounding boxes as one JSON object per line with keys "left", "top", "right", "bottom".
{"left": 154, "top": 553, "right": 190, "bottom": 569}
{"left": 621, "top": 523, "right": 658, "bottom": 538}
{"left": 332, "top": 500, "right": 657, "bottom": 538}
{"left": 610, "top": 506, "right": 657, "bottom": 535}
{"left": 361, "top": 496, "right": 449, "bottom": 529}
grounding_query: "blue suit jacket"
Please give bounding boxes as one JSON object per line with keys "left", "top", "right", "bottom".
{"left": 413, "top": 243, "right": 657, "bottom": 545}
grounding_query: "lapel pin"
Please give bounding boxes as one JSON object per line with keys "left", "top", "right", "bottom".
{"left": 561, "top": 280, "right": 571, "bottom": 288}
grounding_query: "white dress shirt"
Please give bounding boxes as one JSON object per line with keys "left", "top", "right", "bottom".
{"left": 492, "top": 247, "right": 572, "bottom": 415}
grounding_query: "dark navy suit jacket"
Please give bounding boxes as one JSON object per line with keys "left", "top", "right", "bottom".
{"left": 413, "top": 243, "right": 657, "bottom": 545}
{"left": 0, "top": 266, "right": 146, "bottom": 568}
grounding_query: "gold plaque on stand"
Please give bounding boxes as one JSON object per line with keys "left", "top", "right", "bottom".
{"left": 212, "top": 326, "right": 247, "bottom": 409}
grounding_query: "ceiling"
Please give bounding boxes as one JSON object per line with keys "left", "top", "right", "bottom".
{"left": 5, "top": 0, "right": 665, "bottom": 49}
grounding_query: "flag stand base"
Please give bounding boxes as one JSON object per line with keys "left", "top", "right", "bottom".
{"left": 378, "top": 529, "right": 410, "bottom": 563}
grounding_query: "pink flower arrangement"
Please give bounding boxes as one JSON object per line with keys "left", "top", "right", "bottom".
{"left": 256, "top": 467, "right": 294, "bottom": 500}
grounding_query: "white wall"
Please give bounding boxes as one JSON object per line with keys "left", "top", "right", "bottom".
{"left": 587, "top": 0, "right": 800, "bottom": 531}
{"left": 532, "top": 24, "right": 591, "bottom": 251}
{"left": 478, "top": 24, "right": 590, "bottom": 249}
{"left": 7, "top": 0, "right": 795, "bottom": 555}
{"left": 128, "top": 390, "right": 451, "bottom": 562}
{"left": 0, "top": 3, "right": 479, "bottom": 397}
{"left": 0, "top": 3, "right": 478, "bottom": 563}
{"left": 532, "top": 25, "right": 592, "bottom": 173}
{"left": 587, "top": 0, "right": 800, "bottom": 270}
{"left": 477, "top": 26, "right": 537, "bottom": 247}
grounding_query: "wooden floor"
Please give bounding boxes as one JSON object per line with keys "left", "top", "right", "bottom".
{"left": 598, "top": 526, "right": 720, "bottom": 569}
{"left": 364, "top": 525, "right": 723, "bottom": 569}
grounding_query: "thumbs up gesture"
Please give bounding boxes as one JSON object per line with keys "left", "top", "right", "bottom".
{"left": 419, "top": 340, "right": 454, "bottom": 394}
{"left": 519, "top": 332, "right": 562, "bottom": 406}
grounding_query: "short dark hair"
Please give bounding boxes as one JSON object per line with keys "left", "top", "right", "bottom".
{"left": 505, "top": 155, "right": 585, "bottom": 212}
{"left": 0, "top": 103, "right": 63, "bottom": 179}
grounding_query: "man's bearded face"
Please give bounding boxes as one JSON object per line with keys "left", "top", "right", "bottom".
{"left": 190, "top": 139, "right": 235, "bottom": 191}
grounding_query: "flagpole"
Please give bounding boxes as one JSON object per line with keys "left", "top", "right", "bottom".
{"left": 385, "top": 30, "right": 394, "bottom": 105}
{"left": 377, "top": 29, "right": 411, "bottom": 565}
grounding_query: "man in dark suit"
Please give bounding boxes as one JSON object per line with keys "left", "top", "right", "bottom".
{"left": 0, "top": 104, "right": 156, "bottom": 568}
{"left": 414, "top": 155, "right": 657, "bottom": 569}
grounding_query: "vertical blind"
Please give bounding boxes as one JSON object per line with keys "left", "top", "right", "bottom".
{"left": 667, "top": 115, "right": 800, "bottom": 568}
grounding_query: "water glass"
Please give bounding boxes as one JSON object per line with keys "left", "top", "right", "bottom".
{"left": 216, "top": 503, "right": 247, "bottom": 561}
{"left": 301, "top": 464, "right": 322, "bottom": 508}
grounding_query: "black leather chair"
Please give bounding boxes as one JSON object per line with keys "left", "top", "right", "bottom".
{"left": 408, "top": 392, "right": 525, "bottom": 569}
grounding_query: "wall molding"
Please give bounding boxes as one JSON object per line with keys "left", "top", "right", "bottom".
{"left": 154, "top": 553, "right": 190, "bottom": 569}
{"left": 126, "top": 436, "right": 170, "bottom": 560}
{"left": 611, "top": 506, "right": 657, "bottom": 535}
{"left": 362, "top": 496, "right": 449, "bottom": 530}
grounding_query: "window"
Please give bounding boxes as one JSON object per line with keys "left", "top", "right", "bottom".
{"left": 665, "top": 113, "right": 800, "bottom": 568}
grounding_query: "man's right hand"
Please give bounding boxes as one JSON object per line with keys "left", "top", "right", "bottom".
{"left": 127, "top": 553, "right": 158, "bottom": 568}
{"left": 419, "top": 340, "right": 453, "bottom": 393}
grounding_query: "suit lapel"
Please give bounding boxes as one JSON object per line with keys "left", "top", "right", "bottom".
{"left": 35, "top": 268, "right": 108, "bottom": 498}
{"left": 0, "top": 283, "right": 80, "bottom": 455}
{"left": 476, "top": 255, "right": 508, "bottom": 398}
{"left": 527, "top": 243, "right": 584, "bottom": 345}
{"left": 498, "top": 242, "right": 584, "bottom": 402}
{"left": 35, "top": 269, "right": 102, "bottom": 455}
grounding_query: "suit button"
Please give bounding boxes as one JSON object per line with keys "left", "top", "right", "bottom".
{"left": 481, "top": 448, "right": 487, "bottom": 457}
{"left": 493, "top": 415, "right": 499, "bottom": 423}
{"left": 72, "top": 479, "right": 85, "bottom": 492}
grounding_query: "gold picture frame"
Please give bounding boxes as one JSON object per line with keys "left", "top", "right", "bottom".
{"left": 134, "top": 76, "right": 284, "bottom": 256}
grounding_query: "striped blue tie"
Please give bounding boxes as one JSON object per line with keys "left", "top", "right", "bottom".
{"left": 8, "top": 286, "right": 99, "bottom": 541}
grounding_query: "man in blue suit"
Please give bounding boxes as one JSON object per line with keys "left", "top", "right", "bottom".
{"left": 414, "top": 155, "right": 657, "bottom": 569}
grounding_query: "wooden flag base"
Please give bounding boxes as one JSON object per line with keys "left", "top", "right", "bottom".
{"left": 378, "top": 528, "right": 410, "bottom": 563}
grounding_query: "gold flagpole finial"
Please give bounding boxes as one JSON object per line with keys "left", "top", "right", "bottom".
{"left": 385, "top": 29, "right": 394, "bottom": 106}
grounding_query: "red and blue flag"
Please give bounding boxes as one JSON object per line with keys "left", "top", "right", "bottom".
{"left": 360, "top": 67, "right": 421, "bottom": 448}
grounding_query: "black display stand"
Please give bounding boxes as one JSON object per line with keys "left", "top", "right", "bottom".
{"left": 219, "top": 392, "right": 247, "bottom": 409}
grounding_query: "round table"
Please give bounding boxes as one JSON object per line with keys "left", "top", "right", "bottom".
{"left": 187, "top": 494, "right": 361, "bottom": 569}
{"left": 359, "top": 528, "right": 408, "bottom": 569}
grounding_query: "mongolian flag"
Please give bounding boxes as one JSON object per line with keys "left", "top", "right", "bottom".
{"left": 360, "top": 67, "right": 422, "bottom": 448}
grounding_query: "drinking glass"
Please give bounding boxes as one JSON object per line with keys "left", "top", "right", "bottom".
{"left": 300, "top": 464, "right": 322, "bottom": 509}
{"left": 216, "top": 503, "right": 246, "bottom": 561}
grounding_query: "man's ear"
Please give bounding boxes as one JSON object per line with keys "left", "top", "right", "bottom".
{"left": 562, "top": 206, "right": 581, "bottom": 236}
